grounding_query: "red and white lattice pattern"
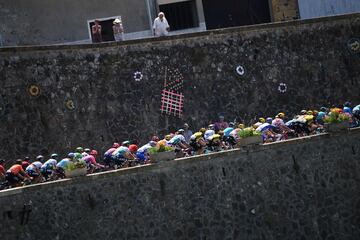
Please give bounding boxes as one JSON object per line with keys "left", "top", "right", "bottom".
{"left": 160, "top": 90, "right": 184, "bottom": 117}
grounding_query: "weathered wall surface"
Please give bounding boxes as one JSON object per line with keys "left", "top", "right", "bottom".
{"left": 0, "top": 0, "right": 150, "bottom": 46}
{"left": 271, "top": 0, "right": 300, "bottom": 21}
{"left": 0, "top": 13, "right": 360, "bottom": 159}
{"left": 298, "top": 0, "right": 360, "bottom": 19}
{"left": 0, "top": 129, "right": 359, "bottom": 240}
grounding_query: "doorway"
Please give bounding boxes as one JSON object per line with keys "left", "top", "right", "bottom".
{"left": 202, "top": 0, "right": 271, "bottom": 30}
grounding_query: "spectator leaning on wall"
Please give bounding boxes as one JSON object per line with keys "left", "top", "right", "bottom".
{"left": 153, "top": 12, "right": 170, "bottom": 37}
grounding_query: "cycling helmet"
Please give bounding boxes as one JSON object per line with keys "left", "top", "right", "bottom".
{"left": 343, "top": 107, "right": 351, "bottom": 114}
{"left": 90, "top": 150, "right": 98, "bottom": 156}
{"left": 259, "top": 118, "right": 265, "bottom": 123}
{"left": 320, "top": 107, "right": 327, "bottom": 112}
{"left": 266, "top": 117, "right": 273, "bottom": 124}
{"left": 122, "top": 141, "right": 130, "bottom": 146}
{"left": 300, "top": 110, "right": 307, "bottom": 115}
{"left": 112, "top": 142, "right": 120, "bottom": 148}
{"left": 68, "top": 152, "right": 75, "bottom": 159}
{"left": 151, "top": 136, "right": 160, "bottom": 142}
{"left": 36, "top": 155, "right": 44, "bottom": 161}
{"left": 128, "top": 144, "right": 138, "bottom": 152}
{"left": 344, "top": 101, "right": 351, "bottom": 108}
{"left": 178, "top": 129, "right": 185, "bottom": 133}
{"left": 75, "top": 147, "right": 83, "bottom": 153}
{"left": 149, "top": 141, "right": 157, "bottom": 147}
{"left": 208, "top": 124, "right": 215, "bottom": 130}
{"left": 51, "top": 153, "right": 58, "bottom": 159}
{"left": 306, "top": 110, "right": 313, "bottom": 115}
{"left": 229, "top": 122, "right": 235, "bottom": 127}
{"left": 24, "top": 156, "right": 30, "bottom": 161}
{"left": 277, "top": 112, "right": 285, "bottom": 118}
{"left": 84, "top": 148, "right": 91, "bottom": 153}
{"left": 199, "top": 128, "right": 206, "bottom": 134}
{"left": 165, "top": 135, "right": 172, "bottom": 141}
{"left": 238, "top": 124, "right": 245, "bottom": 129}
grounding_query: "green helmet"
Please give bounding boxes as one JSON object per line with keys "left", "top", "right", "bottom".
{"left": 75, "top": 147, "right": 83, "bottom": 153}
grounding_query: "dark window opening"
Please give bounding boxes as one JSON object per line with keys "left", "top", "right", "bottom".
{"left": 89, "top": 19, "right": 116, "bottom": 42}
{"left": 159, "top": 0, "right": 199, "bottom": 31}
{"left": 202, "top": 0, "right": 271, "bottom": 30}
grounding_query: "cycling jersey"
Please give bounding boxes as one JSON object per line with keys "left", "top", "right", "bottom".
{"left": 204, "top": 130, "right": 215, "bottom": 140}
{"left": 168, "top": 134, "right": 186, "bottom": 145}
{"left": 7, "top": 164, "right": 24, "bottom": 175}
{"left": 41, "top": 159, "right": 57, "bottom": 170}
{"left": 56, "top": 159, "right": 71, "bottom": 170}
{"left": 223, "top": 127, "right": 234, "bottom": 137}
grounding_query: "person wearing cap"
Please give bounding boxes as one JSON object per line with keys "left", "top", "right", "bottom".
{"left": 153, "top": 12, "right": 170, "bottom": 37}
{"left": 214, "top": 115, "right": 229, "bottom": 132}
{"left": 92, "top": 19, "right": 102, "bottom": 43}
{"left": 183, "top": 123, "right": 193, "bottom": 143}
{"left": 112, "top": 18, "right": 124, "bottom": 42}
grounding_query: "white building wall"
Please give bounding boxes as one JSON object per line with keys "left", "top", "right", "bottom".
{"left": 298, "top": 0, "right": 360, "bottom": 19}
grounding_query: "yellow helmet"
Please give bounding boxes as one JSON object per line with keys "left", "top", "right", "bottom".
{"left": 165, "top": 135, "right": 172, "bottom": 141}
{"left": 277, "top": 112, "right": 285, "bottom": 118}
{"left": 199, "top": 128, "right": 206, "bottom": 134}
{"left": 259, "top": 118, "right": 265, "bottom": 123}
{"left": 238, "top": 124, "right": 245, "bottom": 129}
{"left": 307, "top": 110, "right": 313, "bottom": 115}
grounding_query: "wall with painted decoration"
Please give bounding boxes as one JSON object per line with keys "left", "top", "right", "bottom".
{"left": 0, "top": 13, "right": 359, "bottom": 159}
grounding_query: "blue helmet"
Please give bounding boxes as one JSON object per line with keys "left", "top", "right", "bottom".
{"left": 67, "top": 152, "right": 75, "bottom": 158}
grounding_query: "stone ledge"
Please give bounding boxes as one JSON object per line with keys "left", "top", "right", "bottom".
{"left": 0, "top": 12, "right": 359, "bottom": 53}
{"left": 0, "top": 127, "right": 358, "bottom": 197}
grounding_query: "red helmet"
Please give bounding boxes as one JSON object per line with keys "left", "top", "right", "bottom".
{"left": 151, "top": 136, "right": 160, "bottom": 142}
{"left": 90, "top": 150, "right": 98, "bottom": 156}
{"left": 128, "top": 144, "right": 138, "bottom": 152}
{"left": 112, "top": 142, "right": 120, "bottom": 148}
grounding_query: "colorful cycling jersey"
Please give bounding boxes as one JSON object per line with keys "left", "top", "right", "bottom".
{"left": 208, "top": 134, "right": 221, "bottom": 142}
{"left": 272, "top": 118, "right": 285, "bottom": 127}
{"left": 56, "top": 159, "right": 71, "bottom": 170}
{"left": 190, "top": 132, "right": 203, "bottom": 141}
{"left": 112, "top": 146, "right": 130, "bottom": 158}
{"left": 104, "top": 147, "right": 116, "bottom": 157}
{"left": 137, "top": 143, "right": 152, "bottom": 154}
{"left": 26, "top": 162, "right": 41, "bottom": 172}
{"left": 74, "top": 152, "right": 83, "bottom": 161}
{"left": 7, "top": 164, "right": 24, "bottom": 175}
{"left": 256, "top": 123, "right": 273, "bottom": 132}
{"left": 353, "top": 105, "right": 360, "bottom": 112}
{"left": 82, "top": 155, "right": 97, "bottom": 165}
{"left": 223, "top": 127, "right": 234, "bottom": 137}
{"left": 41, "top": 159, "right": 57, "bottom": 170}
{"left": 168, "top": 134, "right": 186, "bottom": 145}
{"left": 204, "top": 130, "right": 215, "bottom": 140}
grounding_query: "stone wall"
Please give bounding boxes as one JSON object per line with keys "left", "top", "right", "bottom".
{"left": 0, "top": 128, "right": 359, "bottom": 240}
{"left": 0, "top": 13, "right": 360, "bottom": 159}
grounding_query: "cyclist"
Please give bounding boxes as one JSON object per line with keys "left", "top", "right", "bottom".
{"left": 189, "top": 132, "right": 207, "bottom": 155}
{"left": 56, "top": 153, "right": 75, "bottom": 178}
{"left": 136, "top": 141, "right": 157, "bottom": 163}
{"left": 103, "top": 143, "right": 120, "bottom": 167}
{"left": 82, "top": 150, "right": 105, "bottom": 173}
{"left": 25, "top": 161, "right": 43, "bottom": 183}
{"left": 41, "top": 154, "right": 58, "bottom": 181}
{"left": 112, "top": 144, "right": 137, "bottom": 168}
{"left": 5, "top": 160, "right": 32, "bottom": 188}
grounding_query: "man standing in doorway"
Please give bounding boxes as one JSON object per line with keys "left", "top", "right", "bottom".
{"left": 153, "top": 12, "right": 170, "bottom": 37}
{"left": 92, "top": 19, "right": 102, "bottom": 43}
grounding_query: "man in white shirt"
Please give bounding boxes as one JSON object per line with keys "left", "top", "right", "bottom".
{"left": 153, "top": 12, "right": 170, "bottom": 37}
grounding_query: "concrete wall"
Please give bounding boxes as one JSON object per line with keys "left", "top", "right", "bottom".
{"left": 0, "top": 13, "right": 360, "bottom": 160}
{"left": 299, "top": 0, "right": 360, "bottom": 19}
{"left": 0, "top": 0, "right": 150, "bottom": 46}
{"left": 270, "top": 0, "right": 300, "bottom": 21}
{"left": 0, "top": 128, "right": 359, "bottom": 240}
